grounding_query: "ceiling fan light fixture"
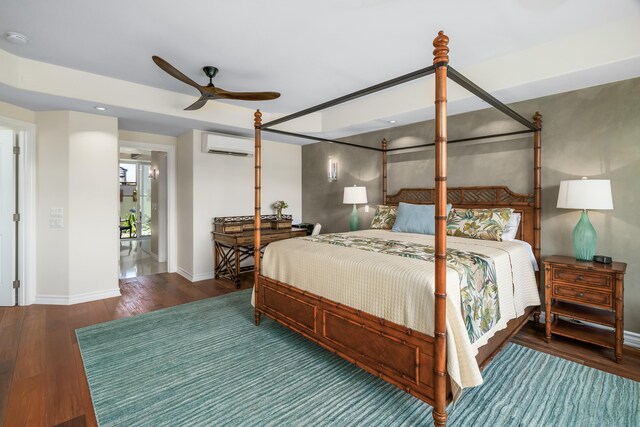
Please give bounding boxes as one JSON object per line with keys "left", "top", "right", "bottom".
{"left": 5, "top": 31, "right": 29, "bottom": 45}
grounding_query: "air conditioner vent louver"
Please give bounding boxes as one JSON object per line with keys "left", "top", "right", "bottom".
{"left": 201, "top": 132, "right": 254, "bottom": 157}
{"left": 206, "top": 149, "right": 249, "bottom": 157}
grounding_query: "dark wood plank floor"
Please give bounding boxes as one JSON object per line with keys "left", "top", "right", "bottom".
{"left": 1, "top": 273, "right": 638, "bottom": 426}
{"left": 512, "top": 322, "right": 640, "bottom": 382}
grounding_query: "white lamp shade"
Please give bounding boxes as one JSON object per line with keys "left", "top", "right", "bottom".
{"left": 343, "top": 186, "right": 368, "bottom": 204}
{"left": 556, "top": 179, "right": 613, "bottom": 210}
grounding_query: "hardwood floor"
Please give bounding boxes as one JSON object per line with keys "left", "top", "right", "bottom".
{"left": 0, "top": 273, "right": 252, "bottom": 427}
{"left": 1, "top": 273, "right": 638, "bottom": 427}
{"left": 512, "top": 322, "right": 640, "bottom": 382}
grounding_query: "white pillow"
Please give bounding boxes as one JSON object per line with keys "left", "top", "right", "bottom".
{"left": 502, "top": 212, "right": 521, "bottom": 241}
{"left": 512, "top": 239, "right": 539, "bottom": 271}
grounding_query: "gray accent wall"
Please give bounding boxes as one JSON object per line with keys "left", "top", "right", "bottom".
{"left": 302, "top": 77, "right": 640, "bottom": 334}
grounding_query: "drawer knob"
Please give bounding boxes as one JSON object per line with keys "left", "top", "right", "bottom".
{"left": 577, "top": 275, "right": 585, "bottom": 281}
{"left": 578, "top": 292, "right": 585, "bottom": 297}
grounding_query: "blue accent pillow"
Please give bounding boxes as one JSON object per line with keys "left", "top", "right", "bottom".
{"left": 391, "top": 202, "right": 452, "bottom": 235}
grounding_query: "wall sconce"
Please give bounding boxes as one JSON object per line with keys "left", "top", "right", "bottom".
{"left": 328, "top": 157, "right": 338, "bottom": 182}
{"left": 149, "top": 168, "right": 159, "bottom": 180}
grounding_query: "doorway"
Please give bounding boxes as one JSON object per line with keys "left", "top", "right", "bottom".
{"left": 119, "top": 148, "right": 168, "bottom": 278}
{"left": 118, "top": 139, "right": 176, "bottom": 278}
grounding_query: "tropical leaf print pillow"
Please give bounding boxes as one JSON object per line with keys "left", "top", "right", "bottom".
{"left": 446, "top": 208, "right": 514, "bottom": 241}
{"left": 370, "top": 205, "right": 397, "bottom": 230}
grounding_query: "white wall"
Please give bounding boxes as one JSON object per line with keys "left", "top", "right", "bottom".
{"left": 119, "top": 130, "right": 177, "bottom": 146}
{"left": 3, "top": 99, "right": 301, "bottom": 298}
{"left": 68, "top": 112, "right": 119, "bottom": 297}
{"left": 176, "top": 130, "right": 302, "bottom": 281}
{"left": 176, "top": 131, "right": 195, "bottom": 279}
{"left": 35, "top": 111, "right": 70, "bottom": 297}
{"left": 0, "top": 101, "right": 35, "bottom": 124}
{"left": 35, "top": 110, "right": 120, "bottom": 303}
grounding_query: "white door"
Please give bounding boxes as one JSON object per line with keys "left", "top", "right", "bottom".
{"left": 0, "top": 129, "right": 16, "bottom": 306}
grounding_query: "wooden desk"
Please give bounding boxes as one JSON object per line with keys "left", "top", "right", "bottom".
{"left": 212, "top": 227, "right": 306, "bottom": 287}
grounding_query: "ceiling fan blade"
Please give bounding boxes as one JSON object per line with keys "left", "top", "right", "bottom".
{"left": 184, "top": 95, "right": 210, "bottom": 111}
{"left": 213, "top": 88, "right": 281, "bottom": 101}
{"left": 152, "top": 56, "right": 204, "bottom": 92}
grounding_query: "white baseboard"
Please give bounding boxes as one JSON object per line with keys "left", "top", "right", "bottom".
{"left": 176, "top": 267, "right": 194, "bottom": 282}
{"left": 625, "top": 330, "right": 640, "bottom": 349}
{"left": 34, "top": 288, "right": 121, "bottom": 305}
{"left": 34, "top": 294, "right": 69, "bottom": 305}
{"left": 176, "top": 267, "right": 214, "bottom": 283}
{"left": 192, "top": 271, "right": 215, "bottom": 282}
{"left": 536, "top": 312, "right": 640, "bottom": 349}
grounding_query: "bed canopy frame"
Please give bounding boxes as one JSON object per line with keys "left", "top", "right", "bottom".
{"left": 251, "top": 31, "right": 542, "bottom": 426}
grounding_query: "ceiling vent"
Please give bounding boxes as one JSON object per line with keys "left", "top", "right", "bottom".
{"left": 201, "top": 133, "right": 254, "bottom": 157}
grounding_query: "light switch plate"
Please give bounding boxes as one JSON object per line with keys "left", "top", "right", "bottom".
{"left": 50, "top": 207, "right": 64, "bottom": 228}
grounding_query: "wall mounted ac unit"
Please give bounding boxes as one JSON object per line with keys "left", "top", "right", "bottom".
{"left": 201, "top": 132, "right": 254, "bottom": 157}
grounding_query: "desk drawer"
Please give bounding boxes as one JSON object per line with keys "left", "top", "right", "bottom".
{"left": 552, "top": 283, "right": 611, "bottom": 309}
{"left": 553, "top": 268, "right": 611, "bottom": 290}
{"left": 236, "top": 234, "right": 298, "bottom": 245}
{"left": 236, "top": 236, "right": 258, "bottom": 245}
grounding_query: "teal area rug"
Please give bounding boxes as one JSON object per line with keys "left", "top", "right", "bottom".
{"left": 77, "top": 290, "right": 639, "bottom": 426}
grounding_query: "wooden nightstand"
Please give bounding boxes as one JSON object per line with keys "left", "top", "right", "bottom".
{"left": 544, "top": 255, "right": 626, "bottom": 362}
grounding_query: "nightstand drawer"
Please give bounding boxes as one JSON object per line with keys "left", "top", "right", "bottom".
{"left": 552, "top": 268, "right": 612, "bottom": 290}
{"left": 552, "top": 283, "right": 611, "bottom": 309}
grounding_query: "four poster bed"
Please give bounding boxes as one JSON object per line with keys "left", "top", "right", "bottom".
{"left": 251, "top": 31, "right": 542, "bottom": 426}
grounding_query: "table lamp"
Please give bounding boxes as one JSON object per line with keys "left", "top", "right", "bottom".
{"left": 556, "top": 177, "right": 613, "bottom": 261}
{"left": 343, "top": 185, "right": 367, "bottom": 231}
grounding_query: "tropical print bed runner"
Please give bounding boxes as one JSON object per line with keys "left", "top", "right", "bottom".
{"left": 302, "top": 234, "right": 501, "bottom": 343}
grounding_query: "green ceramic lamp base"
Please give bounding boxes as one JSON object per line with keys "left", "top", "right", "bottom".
{"left": 573, "top": 210, "right": 596, "bottom": 261}
{"left": 349, "top": 204, "right": 360, "bottom": 231}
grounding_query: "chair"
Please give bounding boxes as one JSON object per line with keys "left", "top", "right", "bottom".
{"left": 119, "top": 218, "right": 133, "bottom": 239}
{"left": 311, "top": 223, "right": 322, "bottom": 235}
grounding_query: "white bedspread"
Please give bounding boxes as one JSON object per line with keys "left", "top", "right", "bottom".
{"left": 259, "top": 229, "right": 540, "bottom": 398}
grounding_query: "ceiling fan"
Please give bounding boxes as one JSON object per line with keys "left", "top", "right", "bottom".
{"left": 152, "top": 56, "right": 280, "bottom": 111}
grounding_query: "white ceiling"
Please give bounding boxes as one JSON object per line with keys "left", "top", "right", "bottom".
{"left": 0, "top": 0, "right": 639, "bottom": 140}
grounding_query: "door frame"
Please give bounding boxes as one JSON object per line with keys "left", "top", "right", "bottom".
{"left": 0, "top": 115, "right": 36, "bottom": 306}
{"left": 119, "top": 140, "right": 177, "bottom": 272}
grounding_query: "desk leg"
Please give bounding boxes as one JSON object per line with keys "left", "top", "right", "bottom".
{"left": 214, "top": 242, "right": 219, "bottom": 279}
{"left": 235, "top": 247, "right": 241, "bottom": 288}
{"left": 215, "top": 243, "right": 239, "bottom": 286}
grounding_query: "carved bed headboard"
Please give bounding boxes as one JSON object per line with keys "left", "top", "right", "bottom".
{"left": 385, "top": 186, "right": 535, "bottom": 249}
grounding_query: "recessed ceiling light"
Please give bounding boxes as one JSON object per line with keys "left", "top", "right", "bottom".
{"left": 388, "top": 120, "right": 397, "bottom": 124}
{"left": 94, "top": 106, "right": 107, "bottom": 111}
{"left": 5, "top": 31, "right": 29, "bottom": 45}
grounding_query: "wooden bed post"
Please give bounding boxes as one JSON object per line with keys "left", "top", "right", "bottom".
{"left": 433, "top": 30, "right": 449, "bottom": 427}
{"left": 254, "top": 109, "right": 262, "bottom": 326}
{"left": 533, "top": 112, "right": 542, "bottom": 323}
{"left": 382, "top": 138, "right": 388, "bottom": 204}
